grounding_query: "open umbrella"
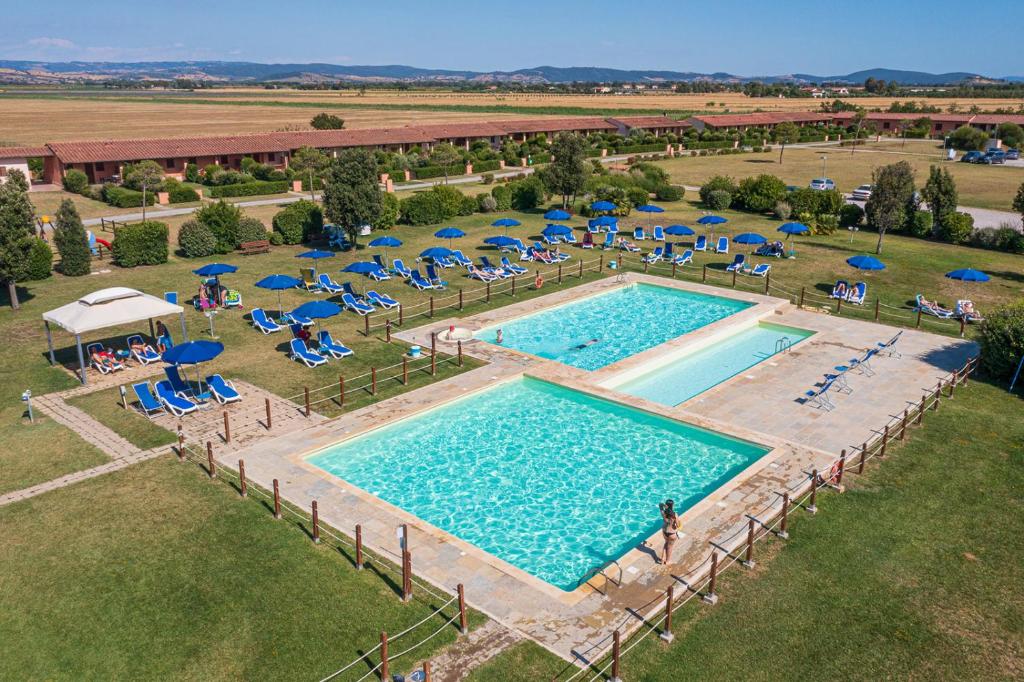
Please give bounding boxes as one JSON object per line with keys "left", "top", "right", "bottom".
{"left": 162, "top": 340, "right": 225, "bottom": 397}
{"left": 733, "top": 232, "right": 767, "bottom": 245}
{"left": 434, "top": 227, "right": 466, "bottom": 248}
{"left": 420, "top": 246, "right": 454, "bottom": 261}
{"left": 484, "top": 235, "right": 517, "bottom": 249}
{"left": 343, "top": 261, "right": 383, "bottom": 277}
{"left": 544, "top": 209, "right": 571, "bottom": 221}
{"left": 296, "top": 249, "right": 335, "bottom": 260}
{"left": 636, "top": 204, "right": 664, "bottom": 229}
{"left": 542, "top": 223, "right": 572, "bottom": 238}
{"left": 664, "top": 224, "right": 695, "bottom": 236}
{"left": 847, "top": 255, "right": 886, "bottom": 271}
{"left": 945, "top": 268, "right": 989, "bottom": 282}
{"left": 491, "top": 218, "right": 521, "bottom": 235}
{"left": 290, "top": 300, "right": 341, "bottom": 336}
{"left": 192, "top": 263, "right": 238, "bottom": 277}
{"left": 589, "top": 216, "right": 618, "bottom": 231}
{"left": 368, "top": 235, "right": 402, "bottom": 264}
{"left": 696, "top": 215, "right": 727, "bottom": 225}
{"left": 255, "top": 274, "right": 302, "bottom": 316}
{"left": 591, "top": 200, "right": 617, "bottom": 213}
{"left": 777, "top": 222, "right": 810, "bottom": 257}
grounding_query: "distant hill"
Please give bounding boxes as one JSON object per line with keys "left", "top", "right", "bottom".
{"left": 0, "top": 60, "right": 1003, "bottom": 85}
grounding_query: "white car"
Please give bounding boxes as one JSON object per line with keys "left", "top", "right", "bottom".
{"left": 851, "top": 184, "right": 872, "bottom": 200}
{"left": 810, "top": 178, "right": 836, "bottom": 191}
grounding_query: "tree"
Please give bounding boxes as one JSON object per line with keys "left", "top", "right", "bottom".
{"left": 1013, "top": 181, "right": 1024, "bottom": 228}
{"left": 948, "top": 125, "right": 988, "bottom": 151}
{"left": 0, "top": 170, "right": 36, "bottom": 308}
{"left": 428, "top": 143, "right": 463, "bottom": 184}
{"left": 921, "top": 165, "right": 958, "bottom": 235}
{"left": 996, "top": 122, "right": 1024, "bottom": 149}
{"left": 123, "top": 160, "right": 164, "bottom": 221}
{"left": 544, "top": 133, "right": 589, "bottom": 208}
{"left": 52, "top": 198, "right": 91, "bottom": 276}
{"left": 865, "top": 161, "right": 916, "bottom": 254}
{"left": 772, "top": 121, "right": 800, "bottom": 164}
{"left": 310, "top": 113, "right": 345, "bottom": 130}
{"left": 322, "top": 148, "right": 381, "bottom": 247}
{"left": 289, "top": 146, "right": 330, "bottom": 201}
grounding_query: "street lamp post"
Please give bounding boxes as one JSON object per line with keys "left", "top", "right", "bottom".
{"left": 821, "top": 155, "right": 827, "bottom": 179}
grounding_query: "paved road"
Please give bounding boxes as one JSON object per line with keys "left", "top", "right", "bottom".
{"left": 844, "top": 199, "right": 1021, "bottom": 231}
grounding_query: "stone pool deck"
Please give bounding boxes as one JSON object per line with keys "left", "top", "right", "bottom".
{"left": 225, "top": 273, "right": 976, "bottom": 666}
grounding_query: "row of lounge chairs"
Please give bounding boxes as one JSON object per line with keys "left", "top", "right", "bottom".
{"left": 87, "top": 335, "right": 165, "bottom": 375}
{"left": 830, "top": 280, "right": 867, "bottom": 305}
{"left": 804, "top": 332, "right": 903, "bottom": 411}
{"left": 132, "top": 369, "right": 241, "bottom": 418}
{"left": 289, "top": 332, "right": 353, "bottom": 368}
{"left": 915, "top": 295, "right": 983, "bottom": 322}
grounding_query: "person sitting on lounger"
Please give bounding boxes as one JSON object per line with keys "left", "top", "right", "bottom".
{"left": 919, "top": 296, "right": 953, "bottom": 317}
{"left": 958, "top": 300, "right": 984, "bottom": 322}
{"left": 295, "top": 325, "right": 315, "bottom": 350}
{"left": 833, "top": 281, "right": 847, "bottom": 299}
{"left": 129, "top": 337, "right": 155, "bottom": 358}
{"left": 91, "top": 349, "right": 118, "bottom": 371}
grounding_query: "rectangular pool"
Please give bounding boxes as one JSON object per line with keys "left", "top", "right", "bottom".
{"left": 614, "top": 323, "right": 814, "bottom": 407}
{"left": 307, "top": 377, "right": 767, "bottom": 591}
{"left": 474, "top": 283, "right": 752, "bottom": 371}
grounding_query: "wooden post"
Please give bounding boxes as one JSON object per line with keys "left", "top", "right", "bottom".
{"left": 610, "top": 630, "right": 622, "bottom": 682}
{"left": 558, "top": 263, "right": 563, "bottom": 283}
{"left": 765, "top": 271, "right": 770, "bottom": 295}
{"left": 959, "top": 317, "right": 965, "bottom": 337}
{"left": 660, "top": 585, "right": 675, "bottom": 642}
{"left": 917, "top": 395, "right": 926, "bottom": 425}
{"left": 380, "top": 631, "right": 389, "bottom": 682}
{"left": 858, "top": 442, "right": 867, "bottom": 473}
{"left": 934, "top": 381, "right": 941, "bottom": 411}
{"left": 880, "top": 425, "right": 889, "bottom": 458}
{"left": 874, "top": 298, "right": 880, "bottom": 321}
{"left": 177, "top": 430, "right": 185, "bottom": 462}
{"left": 778, "top": 493, "right": 790, "bottom": 539}
{"left": 578, "top": 259, "right": 584, "bottom": 278}
{"left": 644, "top": 258, "right": 649, "bottom": 273}
{"left": 510, "top": 275, "right": 516, "bottom": 297}
{"left": 807, "top": 471, "right": 819, "bottom": 514}
{"left": 273, "top": 479, "right": 281, "bottom": 519}
{"left": 732, "top": 268, "right": 737, "bottom": 287}
{"left": 703, "top": 551, "right": 719, "bottom": 604}
{"left": 398, "top": 304, "right": 404, "bottom": 326}
{"left": 206, "top": 441, "right": 216, "bottom": 478}
{"left": 836, "top": 450, "right": 846, "bottom": 487}
{"left": 949, "top": 372, "right": 957, "bottom": 398}
{"left": 385, "top": 319, "right": 392, "bottom": 343}
{"left": 238, "top": 459, "right": 247, "bottom": 498}
{"left": 702, "top": 264, "right": 707, "bottom": 282}
{"left": 429, "top": 295, "right": 434, "bottom": 318}
{"left": 916, "top": 308, "right": 922, "bottom": 328}
{"left": 311, "top": 501, "right": 320, "bottom": 544}
{"left": 339, "top": 376, "right": 345, "bottom": 408}
{"left": 458, "top": 288, "right": 464, "bottom": 310}
{"left": 486, "top": 280, "right": 491, "bottom": 302}
{"left": 222, "top": 410, "right": 231, "bottom": 443}
{"left": 265, "top": 397, "right": 272, "bottom": 430}
{"left": 403, "top": 550, "right": 412, "bottom": 602}
{"left": 599, "top": 254, "right": 604, "bottom": 271}
{"left": 457, "top": 340, "right": 463, "bottom": 366}
{"left": 304, "top": 387, "right": 311, "bottom": 417}
{"left": 900, "top": 409, "right": 909, "bottom": 440}
{"left": 423, "top": 661, "right": 431, "bottom": 682}
{"left": 671, "top": 260, "right": 677, "bottom": 278}
{"left": 371, "top": 367, "right": 377, "bottom": 395}
{"left": 798, "top": 286, "right": 805, "bottom": 308}
{"left": 364, "top": 313, "right": 370, "bottom": 336}
{"left": 401, "top": 524, "right": 411, "bottom": 602}
{"left": 457, "top": 583, "right": 468, "bottom": 635}
{"left": 743, "top": 518, "right": 756, "bottom": 567}
{"left": 402, "top": 357, "right": 409, "bottom": 385}
{"left": 431, "top": 333, "right": 437, "bottom": 376}
{"left": 836, "top": 295, "right": 842, "bottom": 314}
{"left": 355, "top": 524, "right": 364, "bottom": 570}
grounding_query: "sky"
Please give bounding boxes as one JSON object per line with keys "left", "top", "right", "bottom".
{"left": 2, "top": 0, "right": 1022, "bottom": 77}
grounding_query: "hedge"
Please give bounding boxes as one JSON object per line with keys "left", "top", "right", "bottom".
{"left": 272, "top": 200, "right": 322, "bottom": 244}
{"left": 102, "top": 185, "right": 155, "bottom": 208}
{"left": 411, "top": 165, "right": 455, "bottom": 180}
{"left": 178, "top": 220, "right": 218, "bottom": 258}
{"left": 167, "top": 183, "right": 201, "bottom": 204}
{"left": 684, "top": 140, "right": 735, "bottom": 150}
{"left": 112, "top": 221, "right": 168, "bottom": 267}
{"left": 472, "top": 159, "right": 501, "bottom": 173}
{"left": 208, "top": 180, "right": 289, "bottom": 198}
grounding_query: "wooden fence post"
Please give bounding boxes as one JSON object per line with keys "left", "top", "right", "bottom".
{"left": 265, "top": 397, "right": 272, "bottom": 430}
{"left": 364, "top": 313, "right": 370, "bottom": 337}
{"left": 371, "top": 367, "right": 377, "bottom": 395}
{"left": 703, "top": 551, "right": 719, "bottom": 604}
{"left": 959, "top": 317, "right": 965, "bottom": 337}
{"left": 765, "top": 271, "right": 770, "bottom": 295}
{"left": 273, "top": 479, "right": 281, "bottom": 519}
{"left": 222, "top": 410, "right": 231, "bottom": 443}
{"left": 355, "top": 524, "right": 363, "bottom": 570}
{"left": 916, "top": 308, "right": 922, "bottom": 328}
{"left": 304, "top": 387, "right": 311, "bottom": 417}
{"left": 510, "top": 275, "right": 516, "bottom": 297}
{"left": 558, "top": 263, "right": 563, "bottom": 283}
{"left": 702, "top": 264, "right": 707, "bottom": 282}
{"left": 660, "top": 585, "right": 675, "bottom": 642}
{"left": 934, "top": 381, "right": 941, "bottom": 411}
{"left": 917, "top": 395, "right": 926, "bottom": 425}
{"left": 610, "top": 630, "right": 622, "bottom": 682}
{"left": 458, "top": 583, "right": 468, "bottom": 635}
{"left": 858, "top": 442, "right": 867, "bottom": 473}
{"left": 874, "top": 298, "right": 880, "bottom": 321}
{"left": 177, "top": 430, "right": 185, "bottom": 462}
{"left": 671, "top": 260, "right": 677, "bottom": 278}
{"left": 311, "top": 501, "right": 320, "bottom": 544}
{"left": 807, "top": 472, "right": 819, "bottom": 514}
{"left": 238, "top": 459, "right": 247, "bottom": 498}
{"left": 743, "top": 518, "right": 756, "bottom": 568}
{"left": 486, "top": 280, "right": 491, "bottom": 302}
{"left": 949, "top": 372, "right": 957, "bottom": 398}
{"left": 206, "top": 441, "right": 216, "bottom": 479}
{"left": 385, "top": 319, "right": 392, "bottom": 343}
{"left": 644, "top": 259, "right": 649, "bottom": 273}
{"left": 458, "top": 288, "right": 464, "bottom": 311}
{"left": 578, "top": 259, "right": 584, "bottom": 278}
{"left": 798, "top": 286, "right": 805, "bottom": 308}
{"left": 836, "top": 450, "right": 846, "bottom": 488}
{"left": 380, "top": 632, "right": 389, "bottom": 682}
{"left": 402, "top": 356, "right": 409, "bottom": 385}
{"left": 398, "top": 304, "right": 404, "bottom": 326}
{"left": 836, "top": 296, "right": 842, "bottom": 314}
{"left": 401, "top": 524, "right": 411, "bottom": 602}
{"left": 599, "top": 254, "right": 604, "bottom": 272}
{"left": 900, "top": 409, "right": 909, "bottom": 440}
{"left": 457, "top": 340, "right": 463, "bottom": 366}
{"left": 423, "top": 661, "right": 431, "bottom": 682}
{"left": 880, "top": 425, "right": 889, "bottom": 458}
{"left": 732, "top": 268, "right": 737, "bottom": 287}
{"left": 778, "top": 493, "right": 790, "bottom": 539}
{"left": 339, "top": 376, "right": 345, "bottom": 408}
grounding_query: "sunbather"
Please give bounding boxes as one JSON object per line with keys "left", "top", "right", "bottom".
{"left": 957, "top": 300, "right": 984, "bottom": 322}
{"left": 91, "top": 348, "right": 118, "bottom": 371}
{"left": 617, "top": 237, "right": 641, "bottom": 252}
{"left": 917, "top": 295, "right": 954, "bottom": 318}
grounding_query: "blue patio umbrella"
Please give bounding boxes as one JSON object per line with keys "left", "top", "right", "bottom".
{"left": 945, "top": 268, "right": 990, "bottom": 282}
{"left": 847, "top": 255, "right": 886, "bottom": 271}
{"left": 420, "top": 246, "right": 454, "bottom": 261}
{"left": 544, "top": 209, "right": 571, "bottom": 221}
{"left": 296, "top": 249, "right": 335, "bottom": 260}
{"left": 636, "top": 204, "right": 664, "bottom": 228}
{"left": 434, "top": 227, "right": 466, "bottom": 248}
{"left": 589, "top": 216, "right": 618, "bottom": 229}
{"left": 542, "top": 223, "right": 572, "bottom": 238}
{"left": 664, "top": 224, "right": 695, "bottom": 236}
{"left": 777, "top": 222, "right": 810, "bottom": 256}
{"left": 291, "top": 300, "right": 342, "bottom": 321}
{"left": 484, "top": 235, "right": 517, "bottom": 249}
{"left": 491, "top": 218, "right": 521, "bottom": 234}
{"left": 591, "top": 200, "right": 617, "bottom": 212}
{"left": 697, "top": 215, "right": 727, "bottom": 225}
{"left": 368, "top": 235, "right": 402, "bottom": 264}
{"left": 734, "top": 232, "right": 768, "bottom": 245}
{"left": 343, "top": 261, "right": 384, "bottom": 276}
{"left": 255, "top": 274, "right": 302, "bottom": 314}
{"left": 192, "top": 263, "right": 238, "bottom": 277}
{"left": 162, "top": 340, "right": 225, "bottom": 396}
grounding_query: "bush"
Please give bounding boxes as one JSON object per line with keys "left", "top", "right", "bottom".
{"left": 432, "top": 185, "right": 466, "bottom": 218}
{"left": 971, "top": 226, "right": 1024, "bottom": 253}
{"left": 162, "top": 178, "right": 201, "bottom": 204}
{"left": 909, "top": 210, "right": 933, "bottom": 238}
{"left": 491, "top": 185, "right": 512, "bottom": 211}
{"left": 510, "top": 177, "right": 546, "bottom": 210}
{"left": 112, "top": 221, "right": 168, "bottom": 267}
{"left": 654, "top": 184, "right": 683, "bottom": 201}
{"left": 814, "top": 213, "right": 839, "bottom": 235}
{"left": 184, "top": 163, "right": 201, "bottom": 183}
{"left": 195, "top": 201, "right": 243, "bottom": 252}
{"left": 208, "top": 180, "right": 289, "bottom": 198}
{"left": 473, "top": 160, "right": 501, "bottom": 174}
{"left": 706, "top": 190, "right": 732, "bottom": 211}
{"left": 977, "top": 301, "right": 1024, "bottom": 380}
{"left": 102, "top": 184, "right": 154, "bottom": 208}
{"left": 626, "top": 186, "right": 649, "bottom": 208}
{"left": 458, "top": 194, "right": 478, "bottom": 216}
{"left": 236, "top": 217, "right": 269, "bottom": 244}
{"left": 177, "top": 220, "right": 218, "bottom": 258}
{"left": 773, "top": 201, "right": 792, "bottom": 221}
{"left": 62, "top": 169, "right": 89, "bottom": 194}
{"left": 816, "top": 189, "right": 845, "bottom": 216}
{"left": 272, "top": 200, "right": 323, "bottom": 244}
{"left": 839, "top": 203, "right": 865, "bottom": 228}
{"left": 268, "top": 231, "right": 284, "bottom": 246}
{"left": 399, "top": 192, "right": 445, "bottom": 226}
{"left": 24, "top": 239, "right": 53, "bottom": 281}
{"left": 699, "top": 176, "right": 738, "bottom": 207}
{"left": 481, "top": 172, "right": 495, "bottom": 185}
{"left": 938, "top": 211, "right": 974, "bottom": 244}
{"left": 477, "top": 194, "right": 498, "bottom": 212}
{"left": 736, "top": 174, "right": 787, "bottom": 213}
{"left": 52, "top": 199, "right": 92, "bottom": 276}
{"left": 373, "top": 192, "right": 400, "bottom": 230}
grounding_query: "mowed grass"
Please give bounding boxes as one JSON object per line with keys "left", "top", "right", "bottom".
{"left": 655, "top": 144, "right": 1024, "bottom": 211}
{"left": 469, "top": 379, "right": 1024, "bottom": 681}
{"left": 66, "top": 387, "right": 178, "bottom": 450}
{"left": 0, "top": 455, "right": 482, "bottom": 681}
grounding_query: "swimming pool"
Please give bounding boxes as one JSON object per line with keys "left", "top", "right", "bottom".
{"left": 307, "top": 377, "right": 768, "bottom": 591}
{"left": 613, "top": 323, "right": 814, "bottom": 407}
{"left": 474, "top": 283, "right": 752, "bottom": 371}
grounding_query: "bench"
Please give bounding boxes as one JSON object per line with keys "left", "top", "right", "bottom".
{"left": 239, "top": 239, "right": 270, "bottom": 255}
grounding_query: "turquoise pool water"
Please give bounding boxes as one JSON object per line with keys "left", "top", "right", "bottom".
{"left": 616, "top": 323, "right": 814, "bottom": 407}
{"left": 474, "top": 283, "right": 752, "bottom": 371}
{"left": 307, "top": 378, "right": 767, "bottom": 591}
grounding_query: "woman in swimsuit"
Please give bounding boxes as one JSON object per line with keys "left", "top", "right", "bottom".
{"left": 659, "top": 499, "right": 679, "bottom": 565}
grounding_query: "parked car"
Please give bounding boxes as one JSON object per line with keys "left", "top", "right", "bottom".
{"left": 981, "top": 150, "right": 1006, "bottom": 165}
{"left": 851, "top": 184, "right": 872, "bottom": 201}
{"left": 960, "top": 151, "right": 985, "bottom": 163}
{"left": 810, "top": 178, "right": 836, "bottom": 191}
{"left": 1005, "top": 148, "right": 1020, "bottom": 160}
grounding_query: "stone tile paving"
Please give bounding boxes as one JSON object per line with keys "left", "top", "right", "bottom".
{"left": 423, "top": 619, "right": 524, "bottom": 682}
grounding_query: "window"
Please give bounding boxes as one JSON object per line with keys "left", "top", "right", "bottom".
{"left": 0, "top": 166, "right": 7, "bottom": 177}
{"left": 883, "top": 122, "right": 891, "bottom": 130}
{"left": 220, "top": 156, "right": 229, "bottom": 165}
{"left": 95, "top": 162, "right": 105, "bottom": 171}
{"left": 188, "top": 158, "right": 197, "bottom": 165}
{"left": 165, "top": 158, "right": 175, "bottom": 169}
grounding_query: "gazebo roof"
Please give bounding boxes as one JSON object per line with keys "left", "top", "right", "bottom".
{"left": 43, "top": 287, "right": 184, "bottom": 335}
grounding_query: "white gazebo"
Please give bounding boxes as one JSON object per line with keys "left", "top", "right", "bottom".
{"left": 42, "top": 287, "right": 187, "bottom": 384}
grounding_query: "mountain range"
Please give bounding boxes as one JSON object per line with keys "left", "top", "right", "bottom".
{"left": 0, "top": 60, "right": 1018, "bottom": 85}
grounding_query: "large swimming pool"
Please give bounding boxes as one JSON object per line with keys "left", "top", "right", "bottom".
{"left": 307, "top": 378, "right": 767, "bottom": 591}
{"left": 474, "top": 283, "right": 752, "bottom": 371}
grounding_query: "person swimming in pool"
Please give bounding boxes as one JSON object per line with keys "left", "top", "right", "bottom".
{"left": 496, "top": 328, "right": 504, "bottom": 344}
{"left": 574, "top": 338, "right": 600, "bottom": 350}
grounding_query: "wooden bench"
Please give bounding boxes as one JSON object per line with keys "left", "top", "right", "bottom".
{"left": 239, "top": 239, "right": 270, "bottom": 255}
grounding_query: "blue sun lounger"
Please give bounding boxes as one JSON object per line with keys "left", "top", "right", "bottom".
{"left": 368, "top": 265, "right": 391, "bottom": 281}
{"left": 804, "top": 378, "right": 837, "bottom": 411}
{"left": 479, "top": 257, "right": 511, "bottom": 278}
{"left": 251, "top": 308, "right": 282, "bottom": 334}
{"left": 694, "top": 235, "right": 707, "bottom": 251}
{"left": 748, "top": 263, "right": 771, "bottom": 277}
{"left": 290, "top": 338, "right": 327, "bottom": 367}
{"left": 342, "top": 292, "right": 374, "bottom": 315}
{"left": 86, "top": 342, "right": 124, "bottom": 374}
{"left": 366, "top": 290, "right": 399, "bottom": 309}
{"left": 500, "top": 257, "right": 528, "bottom": 275}
{"left": 653, "top": 225, "right": 665, "bottom": 241}
{"left": 633, "top": 227, "right": 646, "bottom": 240}
{"left": 642, "top": 246, "right": 663, "bottom": 264}
{"left": 830, "top": 280, "right": 850, "bottom": 300}
{"left": 280, "top": 311, "right": 313, "bottom": 326}
{"left": 318, "top": 330, "right": 354, "bottom": 359}
{"left": 165, "top": 365, "right": 193, "bottom": 397}
{"left": 425, "top": 263, "right": 448, "bottom": 288}
{"left": 341, "top": 282, "right": 367, "bottom": 302}
{"left": 847, "top": 281, "right": 866, "bottom": 305}
{"left": 127, "top": 334, "right": 161, "bottom": 365}
{"left": 156, "top": 380, "right": 199, "bottom": 416}
{"left": 206, "top": 374, "right": 241, "bottom": 404}
{"left": 372, "top": 255, "right": 389, "bottom": 272}
{"left": 836, "top": 348, "right": 879, "bottom": 378}
{"left": 409, "top": 269, "right": 434, "bottom": 290}
{"left": 714, "top": 236, "right": 729, "bottom": 254}
{"left": 674, "top": 249, "right": 694, "bottom": 265}
{"left": 601, "top": 233, "right": 615, "bottom": 249}
{"left": 451, "top": 250, "right": 473, "bottom": 267}
{"left": 877, "top": 331, "right": 903, "bottom": 358}
{"left": 393, "top": 259, "right": 413, "bottom": 279}
{"left": 726, "top": 254, "right": 746, "bottom": 272}
{"left": 317, "top": 273, "right": 343, "bottom": 294}
{"left": 132, "top": 381, "right": 163, "bottom": 419}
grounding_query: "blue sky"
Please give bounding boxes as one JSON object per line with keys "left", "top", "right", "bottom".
{"left": 3, "top": 0, "right": 1022, "bottom": 76}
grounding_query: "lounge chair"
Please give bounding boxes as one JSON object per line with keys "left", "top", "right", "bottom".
{"left": 451, "top": 250, "right": 473, "bottom": 267}
{"left": 601, "top": 233, "right": 615, "bottom": 250}
{"left": 915, "top": 294, "right": 954, "bottom": 319}
{"left": 663, "top": 243, "right": 676, "bottom": 261}
{"left": 206, "top": 374, "right": 241, "bottom": 404}
{"left": 748, "top": 263, "right": 771, "bottom": 277}
{"left": 338, "top": 282, "right": 362, "bottom": 301}
{"left": 299, "top": 267, "right": 320, "bottom": 292}
{"left": 342, "top": 292, "right": 375, "bottom": 315}
{"left": 317, "top": 331, "right": 354, "bottom": 359}
{"left": 290, "top": 338, "right": 327, "bottom": 367}
{"left": 409, "top": 269, "right": 435, "bottom": 290}
{"left": 368, "top": 265, "right": 391, "bottom": 281}
{"left": 280, "top": 311, "right": 313, "bottom": 326}
{"left": 512, "top": 238, "right": 529, "bottom": 253}
{"left": 823, "top": 369, "right": 854, "bottom": 395}
{"left": 830, "top": 280, "right": 850, "bottom": 300}
{"left": 500, "top": 257, "right": 528, "bottom": 275}
{"left": 876, "top": 331, "right": 903, "bottom": 358}
{"left": 536, "top": 242, "right": 569, "bottom": 261}
{"left": 633, "top": 227, "right": 646, "bottom": 241}
{"left": 164, "top": 291, "right": 178, "bottom": 305}
{"left": 165, "top": 365, "right": 194, "bottom": 396}
{"left": 155, "top": 380, "right": 199, "bottom": 416}
{"left": 563, "top": 231, "right": 578, "bottom": 245}
{"left": 725, "top": 254, "right": 746, "bottom": 272}
{"left": 836, "top": 348, "right": 878, "bottom": 378}
{"left": 804, "top": 378, "right": 837, "bottom": 411}
{"left": 714, "top": 236, "right": 729, "bottom": 254}
{"left": 317, "top": 273, "right": 343, "bottom": 294}
{"left": 694, "top": 235, "right": 707, "bottom": 252}
{"left": 653, "top": 225, "right": 665, "bottom": 241}
{"left": 542, "top": 233, "right": 559, "bottom": 245}
{"left": 619, "top": 239, "right": 641, "bottom": 252}
{"left": 587, "top": 223, "right": 600, "bottom": 234}
{"left": 127, "top": 334, "right": 161, "bottom": 365}
{"left": 468, "top": 264, "right": 499, "bottom": 282}
{"left": 846, "top": 282, "right": 866, "bottom": 305}
{"left": 251, "top": 308, "right": 281, "bottom": 334}
{"left": 956, "top": 300, "right": 984, "bottom": 323}
{"left": 642, "top": 246, "right": 664, "bottom": 264}
{"left": 581, "top": 232, "right": 595, "bottom": 249}
{"left": 674, "top": 249, "right": 694, "bottom": 265}
{"left": 86, "top": 342, "right": 124, "bottom": 374}
{"left": 223, "top": 290, "right": 242, "bottom": 308}
{"left": 372, "top": 255, "right": 389, "bottom": 273}
{"left": 425, "top": 263, "right": 448, "bottom": 288}
{"left": 131, "top": 381, "right": 163, "bottom": 419}
{"left": 393, "top": 259, "right": 413, "bottom": 279}
{"left": 366, "top": 290, "right": 399, "bottom": 309}
{"left": 479, "top": 257, "right": 511, "bottom": 278}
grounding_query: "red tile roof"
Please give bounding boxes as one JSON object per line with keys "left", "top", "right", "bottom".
{"left": 692, "top": 112, "right": 832, "bottom": 128}
{"left": 0, "top": 146, "right": 52, "bottom": 158}
{"left": 492, "top": 117, "right": 617, "bottom": 133}
{"left": 966, "top": 113, "right": 1024, "bottom": 125}
{"left": 607, "top": 116, "right": 691, "bottom": 129}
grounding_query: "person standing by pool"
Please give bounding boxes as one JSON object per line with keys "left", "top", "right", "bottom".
{"left": 496, "top": 328, "right": 504, "bottom": 344}
{"left": 659, "top": 499, "right": 679, "bottom": 565}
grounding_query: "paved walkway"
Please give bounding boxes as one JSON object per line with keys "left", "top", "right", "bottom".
{"left": 424, "top": 620, "right": 523, "bottom": 682}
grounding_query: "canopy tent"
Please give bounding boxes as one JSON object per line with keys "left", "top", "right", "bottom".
{"left": 42, "top": 287, "right": 187, "bottom": 384}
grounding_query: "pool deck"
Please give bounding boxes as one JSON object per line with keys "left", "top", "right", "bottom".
{"left": 225, "top": 273, "right": 976, "bottom": 665}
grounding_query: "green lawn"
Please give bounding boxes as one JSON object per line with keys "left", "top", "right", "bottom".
{"left": 0, "top": 455, "right": 483, "bottom": 681}
{"left": 468, "top": 379, "right": 1024, "bottom": 681}
{"left": 67, "top": 387, "right": 178, "bottom": 450}
{"left": 0, "top": 413, "right": 109, "bottom": 496}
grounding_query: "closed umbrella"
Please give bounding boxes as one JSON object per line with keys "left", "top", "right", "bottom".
{"left": 255, "top": 274, "right": 302, "bottom": 316}
{"left": 434, "top": 227, "right": 466, "bottom": 248}
{"left": 544, "top": 209, "right": 571, "bottom": 221}
{"left": 368, "top": 235, "right": 402, "bottom": 264}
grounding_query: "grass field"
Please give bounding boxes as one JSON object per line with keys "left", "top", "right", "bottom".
{"left": 66, "top": 388, "right": 178, "bottom": 450}
{"left": 467, "top": 379, "right": 1024, "bottom": 681}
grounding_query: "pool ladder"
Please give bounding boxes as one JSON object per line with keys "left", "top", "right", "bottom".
{"left": 775, "top": 336, "right": 792, "bottom": 355}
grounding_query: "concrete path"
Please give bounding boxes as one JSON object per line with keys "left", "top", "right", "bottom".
{"left": 423, "top": 620, "right": 523, "bottom": 682}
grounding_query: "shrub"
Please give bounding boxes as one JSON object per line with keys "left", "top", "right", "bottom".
{"left": 208, "top": 180, "right": 289, "bottom": 198}
{"left": 24, "top": 239, "right": 53, "bottom": 281}
{"left": 102, "top": 184, "right": 154, "bottom": 208}
{"left": 706, "top": 190, "right": 732, "bottom": 211}
{"left": 399, "top": 192, "right": 445, "bottom": 226}
{"left": 458, "top": 194, "right": 478, "bottom": 216}
{"left": 477, "top": 194, "right": 498, "bottom": 212}
{"left": 473, "top": 160, "right": 501, "bottom": 174}
{"left": 816, "top": 189, "right": 845, "bottom": 216}
{"left": 194, "top": 201, "right": 243, "bottom": 252}
{"left": 432, "top": 185, "right": 466, "bottom": 218}
{"left": 112, "top": 221, "right": 168, "bottom": 267}
{"left": 62, "top": 169, "right": 89, "bottom": 194}
{"left": 654, "top": 184, "right": 683, "bottom": 201}
{"left": 909, "top": 210, "right": 933, "bottom": 238}
{"left": 272, "top": 200, "right": 323, "bottom": 244}
{"left": 52, "top": 199, "right": 91, "bottom": 276}
{"left": 699, "top": 176, "right": 738, "bottom": 207}
{"left": 268, "top": 231, "right": 284, "bottom": 246}
{"left": 162, "top": 178, "right": 201, "bottom": 204}
{"left": 372, "top": 192, "right": 400, "bottom": 230}
{"left": 626, "top": 186, "right": 649, "bottom": 208}
{"left": 491, "top": 184, "right": 512, "bottom": 211}
{"left": 814, "top": 214, "right": 840, "bottom": 235}
{"left": 736, "top": 174, "right": 787, "bottom": 213}
{"left": 938, "top": 211, "right": 974, "bottom": 244}
{"left": 184, "top": 163, "right": 201, "bottom": 183}
{"left": 773, "top": 201, "right": 792, "bottom": 221}
{"left": 510, "top": 177, "right": 546, "bottom": 210}
{"left": 977, "top": 301, "right": 1024, "bottom": 380}
{"left": 839, "top": 203, "right": 865, "bottom": 227}
{"left": 236, "top": 217, "right": 269, "bottom": 244}
{"left": 481, "top": 172, "right": 495, "bottom": 185}
{"left": 177, "top": 219, "right": 218, "bottom": 258}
